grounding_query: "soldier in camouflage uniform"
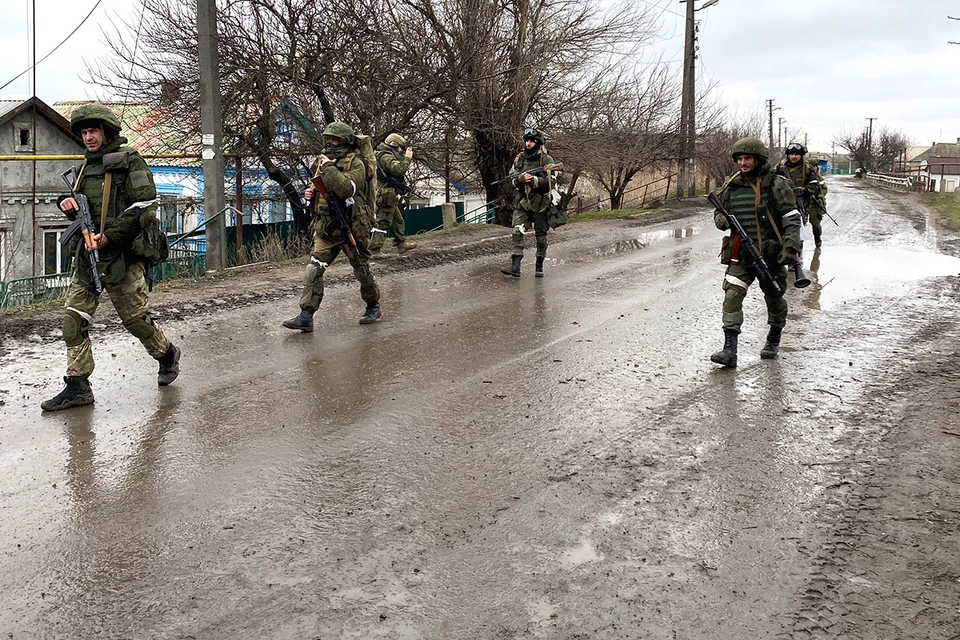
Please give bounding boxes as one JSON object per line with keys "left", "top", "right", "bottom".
{"left": 282, "top": 122, "right": 381, "bottom": 331}
{"left": 710, "top": 137, "right": 802, "bottom": 368}
{"left": 41, "top": 103, "right": 180, "bottom": 412}
{"left": 500, "top": 128, "right": 560, "bottom": 278}
{"left": 777, "top": 142, "right": 828, "bottom": 247}
{"left": 369, "top": 133, "right": 416, "bottom": 255}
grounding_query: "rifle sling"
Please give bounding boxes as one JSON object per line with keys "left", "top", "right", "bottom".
{"left": 100, "top": 171, "right": 112, "bottom": 236}
{"left": 751, "top": 177, "right": 784, "bottom": 247}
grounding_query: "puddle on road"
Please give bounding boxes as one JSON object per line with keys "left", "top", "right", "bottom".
{"left": 561, "top": 540, "right": 603, "bottom": 567}
{"left": 802, "top": 245, "right": 960, "bottom": 311}
{"left": 586, "top": 227, "right": 699, "bottom": 259}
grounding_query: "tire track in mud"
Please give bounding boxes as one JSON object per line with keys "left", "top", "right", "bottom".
{"left": 778, "top": 280, "right": 960, "bottom": 640}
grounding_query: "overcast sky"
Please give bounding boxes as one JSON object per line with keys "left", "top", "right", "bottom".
{"left": 1, "top": 0, "right": 959, "bottom": 152}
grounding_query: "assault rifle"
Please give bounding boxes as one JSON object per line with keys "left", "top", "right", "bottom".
{"left": 811, "top": 192, "right": 839, "bottom": 226}
{"left": 492, "top": 163, "right": 564, "bottom": 186}
{"left": 379, "top": 173, "right": 409, "bottom": 196}
{"left": 60, "top": 167, "right": 102, "bottom": 293}
{"left": 309, "top": 171, "right": 368, "bottom": 277}
{"left": 707, "top": 191, "right": 785, "bottom": 298}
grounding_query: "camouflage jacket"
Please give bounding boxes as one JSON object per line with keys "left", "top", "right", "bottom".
{"left": 59, "top": 136, "right": 157, "bottom": 287}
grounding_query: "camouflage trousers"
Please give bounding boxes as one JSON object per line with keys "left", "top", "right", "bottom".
{"left": 809, "top": 205, "right": 825, "bottom": 240}
{"left": 368, "top": 203, "right": 407, "bottom": 250}
{"left": 298, "top": 231, "right": 380, "bottom": 312}
{"left": 62, "top": 261, "right": 170, "bottom": 377}
{"left": 511, "top": 209, "right": 549, "bottom": 258}
{"left": 720, "top": 262, "right": 788, "bottom": 332}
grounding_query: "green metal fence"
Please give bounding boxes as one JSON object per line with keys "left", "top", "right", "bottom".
{"left": 0, "top": 273, "right": 72, "bottom": 309}
{"left": 149, "top": 246, "right": 206, "bottom": 284}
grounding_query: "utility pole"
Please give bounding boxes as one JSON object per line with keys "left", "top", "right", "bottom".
{"left": 866, "top": 117, "right": 877, "bottom": 171}
{"left": 804, "top": 133, "right": 808, "bottom": 149}
{"left": 675, "top": 0, "right": 719, "bottom": 198}
{"left": 198, "top": 0, "right": 227, "bottom": 270}
{"left": 777, "top": 117, "right": 785, "bottom": 149}
{"left": 677, "top": 0, "right": 696, "bottom": 198}
{"left": 765, "top": 99, "right": 778, "bottom": 149}
{"left": 783, "top": 127, "right": 789, "bottom": 147}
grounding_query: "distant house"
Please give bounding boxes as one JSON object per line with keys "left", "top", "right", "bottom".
{"left": 917, "top": 157, "right": 960, "bottom": 193}
{"left": 0, "top": 97, "right": 83, "bottom": 282}
{"left": 53, "top": 100, "right": 297, "bottom": 249}
{"left": 904, "top": 139, "right": 960, "bottom": 192}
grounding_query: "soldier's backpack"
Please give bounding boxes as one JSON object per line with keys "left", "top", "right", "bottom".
{"left": 102, "top": 147, "right": 169, "bottom": 267}
{"left": 349, "top": 134, "right": 379, "bottom": 221}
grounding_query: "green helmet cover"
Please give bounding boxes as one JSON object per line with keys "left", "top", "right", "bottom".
{"left": 731, "top": 137, "right": 769, "bottom": 161}
{"left": 70, "top": 102, "right": 122, "bottom": 136}
{"left": 322, "top": 122, "right": 356, "bottom": 146}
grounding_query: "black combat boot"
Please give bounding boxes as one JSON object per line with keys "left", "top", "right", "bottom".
{"left": 710, "top": 329, "right": 739, "bottom": 368}
{"left": 40, "top": 376, "right": 95, "bottom": 412}
{"left": 282, "top": 309, "right": 315, "bottom": 332}
{"left": 500, "top": 255, "right": 522, "bottom": 278}
{"left": 359, "top": 302, "right": 382, "bottom": 324}
{"left": 157, "top": 343, "right": 181, "bottom": 386}
{"left": 760, "top": 326, "right": 783, "bottom": 359}
{"left": 535, "top": 256, "right": 545, "bottom": 278}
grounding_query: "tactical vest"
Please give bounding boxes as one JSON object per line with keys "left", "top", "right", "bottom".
{"left": 720, "top": 171, "right": 782, "bottom": 247}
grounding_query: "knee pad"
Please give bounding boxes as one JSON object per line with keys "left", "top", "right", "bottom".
{"left": 535, "top": 235, "right": 548, "bottom": 251}
{"left": 62, "top": 308, "right": 90, "bottom": 347}
{"left": 123, "top": 314, "right": 157, "bottom": 341}
{"left": 305, "top": 258, "right": 328, "bottom": 284}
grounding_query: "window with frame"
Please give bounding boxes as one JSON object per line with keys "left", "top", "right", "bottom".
{"left": 14, "top": 123, "right": 34, "bottom": 153}
{"left": 43, "top": 229, "right": 72, "bottom": 275}
{"left": 158, "top": 196, "right": 180, "bottom": 234}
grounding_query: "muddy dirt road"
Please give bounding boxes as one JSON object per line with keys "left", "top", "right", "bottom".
{"left": 2, "top": 177, "right": 959, "bottom": 639}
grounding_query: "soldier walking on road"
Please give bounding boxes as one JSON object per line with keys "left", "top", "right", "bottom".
{"left": 42, "top": 103, "right": 180, "bottom": 412}
{"left": 777, "top": 142, "right": 828, "bottom": 247}
{"left": 500, "top": 128, "right": 562, "bottom": 278}
{"left": 282, "top": 122, "right": 382, "bottom": 331}
{"left": 710, "top": 137, "right": 802, "bottom": 368}
{"left": 369, "top": 133, "right": 416, "bottom": 255}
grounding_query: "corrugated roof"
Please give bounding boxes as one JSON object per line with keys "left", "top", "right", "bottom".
{"left": 0, "top": 100, "right": 26, "bottom": 120}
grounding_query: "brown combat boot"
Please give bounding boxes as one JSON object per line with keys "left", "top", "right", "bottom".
{"left": 397, "top": 241, "right": 418, "bottom": 254}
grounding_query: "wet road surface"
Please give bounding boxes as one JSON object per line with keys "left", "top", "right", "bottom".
{"left": 2, "top": 177, "right": 960, "bottom": 638}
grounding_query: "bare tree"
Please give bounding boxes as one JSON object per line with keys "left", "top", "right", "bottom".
{"left": 697, "top": 107, "right": 765, "bottom": 187}
{"left": 551, "top": 66, "right": 680, "bottom": 209}
{"left": 875, "top": 127, "right": 911, "bottom": 172}
{"left": 832, "top": 127, "right": 871, "bottom": 171}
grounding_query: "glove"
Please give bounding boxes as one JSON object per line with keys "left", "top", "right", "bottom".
{"left": 792, "top": 186, "right": 805, "bottom": 197}
{"left": 779, "top": 247, "right": 798, "bottom": 266}
{"left": 714, "top": 211, "right": 729, "bottom": 231}
{"left": 805, "top": 182, "right": 821, "bottom": 196}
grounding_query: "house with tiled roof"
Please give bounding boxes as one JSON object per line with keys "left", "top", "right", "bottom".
{"left": 53, "top": 101, "right": 295, "bottom": 246}
{"left": 905, "top": 139, "right": 960, "bottom": 192}
{"left": 0, "top": 96, "right": 83, "bottom": 283}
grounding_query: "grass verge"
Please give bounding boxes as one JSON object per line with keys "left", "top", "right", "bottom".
{"left": 919, "top": 192, "right": 960, "bottom": 230}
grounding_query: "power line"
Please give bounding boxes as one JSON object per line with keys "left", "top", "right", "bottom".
{"left": 0, "top": 0, "right": 104, "bottom": 94}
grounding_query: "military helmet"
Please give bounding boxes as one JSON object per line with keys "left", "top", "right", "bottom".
{"left": 70, "top": 102, "right": 122, "bottom": 137}
{"left": 731, "top": 137, "right": 768, "bottom": 161}
{"left": 785, "top": 142, "right": 807, "bottom": 155}
{"left": 384, "top": 133, "right": 407, "bottom": 148}
{"left": 322, "top": 122, "right": 356, "bottom": 147}
{"left": 523, "top": 127, "right": 545, "bottom": 145}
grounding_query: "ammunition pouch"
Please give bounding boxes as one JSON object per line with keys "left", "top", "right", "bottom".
{"left": 102, "top": 147, "right": 135, "bottom": 172}
{"left": 547, "top": 204, "right": 568, "bottom": 229}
